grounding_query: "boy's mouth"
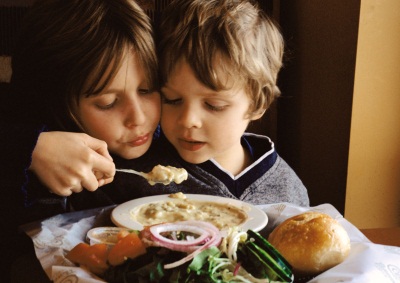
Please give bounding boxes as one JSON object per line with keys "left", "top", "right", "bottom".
{"left": 178, "top": 138, "right": 205, "bottom": 151}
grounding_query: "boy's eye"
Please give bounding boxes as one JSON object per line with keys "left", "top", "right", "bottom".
{"left": 162, "top": 96, "right": 182, "bottom": 105}
{"left": 138, "top": 88, "right": 151, "bottom": 95}
{"left": 205, "top": 102, "right": 227, "bottom": 112}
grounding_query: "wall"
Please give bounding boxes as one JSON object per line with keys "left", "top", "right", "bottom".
{"left": 277, "top": 0, "right": 360, "bottom": 214}
{"left": 344, "top": 0, "right": 400, "bottom": 228}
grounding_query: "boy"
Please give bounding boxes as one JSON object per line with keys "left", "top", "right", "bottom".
{"left": 155, "top": 0, "right": 309, "bottom": 206}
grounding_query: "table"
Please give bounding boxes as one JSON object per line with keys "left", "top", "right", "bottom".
{"left": 360, "top": 227, "right": 400, "bottom": 247}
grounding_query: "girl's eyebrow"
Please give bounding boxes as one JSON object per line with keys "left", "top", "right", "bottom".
{"left": 123, "top": 53, "right": 129, "bottom": 96}
{"left": 85, "top": 89, "right": 119, "bottom": 97}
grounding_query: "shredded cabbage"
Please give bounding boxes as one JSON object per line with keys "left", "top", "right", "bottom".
{"left": 210, "top": 228, "right": 276, "bottom": 283}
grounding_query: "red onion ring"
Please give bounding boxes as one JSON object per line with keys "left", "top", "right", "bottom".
{"left": 149, "top": 223, "right": 210, "bottom": 252}
{"left": 233, "top": 262, "right": 241, "bottom": 276}
{"left": 142, "top": 220, "right": 222, "bottom": 269}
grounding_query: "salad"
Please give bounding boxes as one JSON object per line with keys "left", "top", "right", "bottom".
{"left": 66, "top": 220, "right": 293, "bottom": 283}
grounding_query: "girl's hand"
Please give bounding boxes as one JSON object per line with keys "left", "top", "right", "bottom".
{"left": 30, "top": 132, "right": 115, "bottom": 196}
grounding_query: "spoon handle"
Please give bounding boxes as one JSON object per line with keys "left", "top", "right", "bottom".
{"left": 115, "top": 168, "right": 147, "bottom": 178}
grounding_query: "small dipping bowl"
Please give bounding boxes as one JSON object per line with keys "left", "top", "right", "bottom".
{"left": 86, "top": 227, "right": 129, "bottom": 247}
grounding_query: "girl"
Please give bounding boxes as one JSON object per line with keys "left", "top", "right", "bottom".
{"left": 7, "top": 0, "right": 161, "bottom": 217}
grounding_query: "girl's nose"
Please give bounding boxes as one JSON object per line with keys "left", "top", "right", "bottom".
{"left": 124, "top": 98, "right": 146, "bottom": 128}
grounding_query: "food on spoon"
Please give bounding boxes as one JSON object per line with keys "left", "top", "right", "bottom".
{"left": 146, "top": 164, "right": 188, "bottom": 185}
{"left": 268, "top": 211, "right": 351, "bottom": 276}
{"left": 130, "top": 193, "right": 249, "bottom": 230}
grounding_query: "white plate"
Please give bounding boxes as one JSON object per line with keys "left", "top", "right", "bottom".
{"left": 111, "top": 194, "right": 268, "bottom": 232}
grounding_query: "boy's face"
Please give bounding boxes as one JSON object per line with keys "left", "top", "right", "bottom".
{"left": 76, "top": 52, "right": 161, "bottom": 159}
{"left": 161, "top": 60, "right": 261, "bottom": 169}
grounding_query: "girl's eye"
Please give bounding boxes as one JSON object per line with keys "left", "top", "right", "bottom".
{"left": 95, "top": 99, "right": 117, "bottom": 110}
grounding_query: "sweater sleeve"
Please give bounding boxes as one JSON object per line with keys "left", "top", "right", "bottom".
{"left": 275, "top": 156, "right": 310, "bottom": 207}
{"left": 0, "top": 122, "right": 67, "bottom": 222}
{"left": 243, "top": 155, "right": 310, "bottom": 207}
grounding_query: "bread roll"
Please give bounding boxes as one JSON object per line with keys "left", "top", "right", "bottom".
{"left": 268, "top": 212, "right": 350, "bottom": 275}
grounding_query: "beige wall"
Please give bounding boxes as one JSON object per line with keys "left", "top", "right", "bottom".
{"left": 345, "top": 0, "right": 400, "bottom": 228}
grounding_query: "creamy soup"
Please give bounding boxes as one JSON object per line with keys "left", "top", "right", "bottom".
{"left": 129, "top": 194, "right": 248, "bottom": 230}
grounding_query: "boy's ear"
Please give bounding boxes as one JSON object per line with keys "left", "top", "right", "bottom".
{"left": 250, "top": 109, "right": 266, "bottom": 121}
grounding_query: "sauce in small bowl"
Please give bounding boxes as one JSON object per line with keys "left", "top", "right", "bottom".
{"left": 86, "top": 227, "right": 129, "bottom": 247}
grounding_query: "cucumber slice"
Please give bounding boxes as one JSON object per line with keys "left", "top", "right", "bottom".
{"left": 247, "top": 230, "right": 292, "bottom": 273}
{"left": 242, "top": 243, "right": 282, "bottom": 281}
{"left": 245, "top": 242, "right": 293, "bottom": 282}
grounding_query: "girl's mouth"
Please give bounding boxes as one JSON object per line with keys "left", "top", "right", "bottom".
{"left": 127, "top": 134, "right": 149, "bottom": 147}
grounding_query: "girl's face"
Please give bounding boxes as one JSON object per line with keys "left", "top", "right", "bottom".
{"left": 161, "top": 60, "right": 262, "bottom": 171}
{"left": 77, "top": 52, "right": 160, "bottom": 159}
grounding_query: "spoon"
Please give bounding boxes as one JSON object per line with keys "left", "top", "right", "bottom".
{"left": 116, "top": 165, "right": 188, "bottom": 185}
{"left": 115, "top": 168, "right": 149, "bottom": 178}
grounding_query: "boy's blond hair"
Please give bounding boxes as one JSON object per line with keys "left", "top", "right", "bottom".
{"left": 158, "top": 0, "right": 284, "bottom": 117}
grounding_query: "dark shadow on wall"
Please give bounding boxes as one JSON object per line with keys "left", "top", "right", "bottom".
{"left": 276, "top": 0, "right": 361, "bottom": 214}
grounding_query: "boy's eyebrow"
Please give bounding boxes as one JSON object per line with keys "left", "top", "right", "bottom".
{"left": 162, "top": 85, "right": 238, "bottom": 100}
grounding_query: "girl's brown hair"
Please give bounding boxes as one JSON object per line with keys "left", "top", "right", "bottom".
{"left": 11, "top": 0, "right": 158, "bottom": 131}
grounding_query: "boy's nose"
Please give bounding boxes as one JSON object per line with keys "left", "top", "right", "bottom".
{"left": 178, "top": 105, "right": 202, "bottom": 129}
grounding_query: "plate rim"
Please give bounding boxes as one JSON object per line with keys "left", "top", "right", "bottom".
{"left": 111, "top": 194, "right": 268, "bottom": 232}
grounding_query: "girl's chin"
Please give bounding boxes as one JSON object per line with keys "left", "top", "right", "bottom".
{"left": 112, "top": 146, "right": 150, "bottom": 160}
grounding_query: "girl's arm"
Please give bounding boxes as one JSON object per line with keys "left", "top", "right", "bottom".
{"left": 30, "top": 131, "right": 116, "bottom": 196}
